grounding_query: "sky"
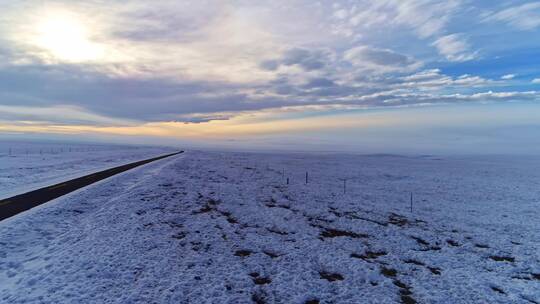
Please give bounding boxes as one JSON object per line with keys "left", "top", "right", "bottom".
{"left": 0, "top": 0, "right": 539, "bottom": 153}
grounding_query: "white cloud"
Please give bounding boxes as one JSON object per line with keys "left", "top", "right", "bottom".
{"left": 389, "top": 0, "right": 462, "bottom": 38}
{"left": 399, "top": 69, "right": 493, "bottom": 90}
{"left": 466, "top": 90, "right": 538, "bottom": 100}
{"left": 501, "top": 74, "right": 516, "bottom": 80}
{"left": 483, "top": 2, "right": 540, "bottom": 30}
{"left": 432, "top": 34, "right": 477, "bottom": 62}
{"left": 454, "top": 75, "right": 491, "bottom": 86}
{"left": 401, "top": 69, "right": 443, "bottom": 82}
{"left": 332, "top": 0, "right": 462, "bottom": 39}
{"left": 533, "top": 78, "right": 540, "bottom": 84}
{"left": 333, "top": 9, "right": 348, "bottom": 20}
{"left": 365, "top": 90, "right": 540, "bottom": 106}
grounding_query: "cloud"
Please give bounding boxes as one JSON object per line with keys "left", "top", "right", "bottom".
{"left": 501, "top": 74, "right": 516, "bottom": 80}
{"left": 333, "top": 9, "right": 348, "bottom": 20}
{"left": 397, "top": 69, "right": 493, "bottom": 90}
{"left": 0, "top": 104, "right": 134, "bottom": 126}
{"left": 344, "top": 90, "right": 540, "bottom": 108}
{"left": 0, "top": 0, "right": 537, "bottom": 130}
{"left": 483, "top": 2, "right": 540, "bottom": 30}
{"left": 282, "top": 49, "right": 326, "bottom": 71}
{"left": 387, "top": 0, "right": 463, "bottom": 38}
{"left": 171, "top": 113, "right": 233, "bottom": 124}
{"left": 0, "top": 63, "right": 262, "bottom": 121}
{"left": 304, "top": 78, "right": 336, "bottom": 89}
{"left": 432, "top": 34, "right": 477, "bottom": 62}
{"left": 260, "top": 48, "right": 330, "bottom": 72}
{"left": 259, "top": 60, "right": 280, "bottom": 71}
{"left": 401, "top": 69, "right": 444, "bottom": 83}
{"left": 344, "top": 46, "right": 421, "bottom": 73}
{"left": 348, "top": 47, "right": 410, "bottom": 66}
{"left": 533, "top": 78, "right": 540, "bottom": 84}
{"left": 2, "top": 1, "right": 283, "bottom": 83}
{"left": 331, "top": 0, "right": 462, "bottom": 39}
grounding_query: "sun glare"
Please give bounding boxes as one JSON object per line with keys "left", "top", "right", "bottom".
{"left": 32, "top": 11, "right": 105, "bottom": 62}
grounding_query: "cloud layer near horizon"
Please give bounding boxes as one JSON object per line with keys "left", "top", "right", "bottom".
{"left": 0, "top": 0, "right": 539, "bottom": 140}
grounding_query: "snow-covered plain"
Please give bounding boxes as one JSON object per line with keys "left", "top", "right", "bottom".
{"left": 0, "top": 140, "right": 176, "bottom": 199}
{"left": 0, "top": 151, "right": 539, "bottom": 303}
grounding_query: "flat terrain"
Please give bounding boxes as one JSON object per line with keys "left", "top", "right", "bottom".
{"left": 0, "top": 151, "right": 182, "bottom": 221}
{"left": 0, "top": 151, "right": 539, "bottom": 303}
{"left": 0, "top": 141, "right": 175, "bottom": 199}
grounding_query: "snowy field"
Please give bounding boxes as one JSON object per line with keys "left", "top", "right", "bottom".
{"left": 0, "top": 140, "right": 176, "bottom": 199}
{"left": 0, "top": 150, "right": 539, "bottom": 303}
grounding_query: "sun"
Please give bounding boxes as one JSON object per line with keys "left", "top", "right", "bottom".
{"left": 32, "top": 11, "right": 105, "bottom": 63}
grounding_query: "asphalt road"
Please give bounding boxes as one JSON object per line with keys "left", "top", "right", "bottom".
{"left": 0, "top": 151, "right": 183, "bottom": 221}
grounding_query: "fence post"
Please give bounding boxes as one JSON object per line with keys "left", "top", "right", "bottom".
{"left": 410, "top": 192, "right": 413, "bottom": 213}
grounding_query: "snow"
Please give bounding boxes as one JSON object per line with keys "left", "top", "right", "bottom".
{"left": 0, "top": 150, "right": 539, "bottom": 303}
{"left": 0, "top": 140, "right": 176, "bottom": 199}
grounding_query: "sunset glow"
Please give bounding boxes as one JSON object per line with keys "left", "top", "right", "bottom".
{"left": 0, "top": 1, "right": 539, "bottom": 152}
